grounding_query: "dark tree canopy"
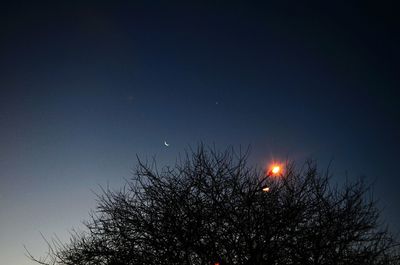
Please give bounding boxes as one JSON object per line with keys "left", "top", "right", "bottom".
{"left": 31, "top": 146, "right": 399, "bottom": 265}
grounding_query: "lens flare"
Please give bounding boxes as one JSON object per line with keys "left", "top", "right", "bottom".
{"left": 262, "top": 186, "right": 270, "bottom": 192}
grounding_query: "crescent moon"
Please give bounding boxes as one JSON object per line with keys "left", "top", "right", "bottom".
{"left": 164, "top": 141, "right": 169, "bottom": 147}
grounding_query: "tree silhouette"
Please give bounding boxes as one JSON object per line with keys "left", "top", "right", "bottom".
{"left": 30, "top": 146, "right": 399, "bottom": 265}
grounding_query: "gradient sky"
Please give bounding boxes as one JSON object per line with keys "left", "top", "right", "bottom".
{"left": 0, "top": 2, "right": 399, "bottom": 264}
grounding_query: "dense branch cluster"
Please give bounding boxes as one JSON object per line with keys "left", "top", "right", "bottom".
{"left": 31, "top": 146, "right": 399, "bottom": 265}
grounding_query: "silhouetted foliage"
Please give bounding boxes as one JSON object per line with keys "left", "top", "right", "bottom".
{"left": 30, "top": 146, "right": 399, "bottom": 265}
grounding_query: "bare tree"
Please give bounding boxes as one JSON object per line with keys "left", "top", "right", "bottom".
{"left": 29, "top": 145, "right": 400, "bottom": 265}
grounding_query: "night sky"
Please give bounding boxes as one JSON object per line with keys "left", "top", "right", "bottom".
{"left": 0, "top": 2, "right": 399, "bottom": 264}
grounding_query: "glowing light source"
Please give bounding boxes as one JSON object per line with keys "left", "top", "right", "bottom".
{"left": 271, "top": 165, "right": 280, "bottom": 174}
{"left": 262, "top": 186, "right": 270, "bottom": 192}
{"left": 267, "top": 162, "right": 283, "bottom": 177}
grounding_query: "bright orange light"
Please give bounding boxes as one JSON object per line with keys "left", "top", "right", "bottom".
{"left": 272, "top": 165, "right": 280, "bottom": 174}
{"left": 267, "top": 162, "right": 283, "bottom": 177}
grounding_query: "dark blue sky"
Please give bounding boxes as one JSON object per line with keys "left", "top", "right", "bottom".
{"left": 0, "top": 2, "right": 399, "bottom": 264}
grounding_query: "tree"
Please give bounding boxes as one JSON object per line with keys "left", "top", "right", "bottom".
{"left": 30, "top": 145, "right": 400, "bottom": 265}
